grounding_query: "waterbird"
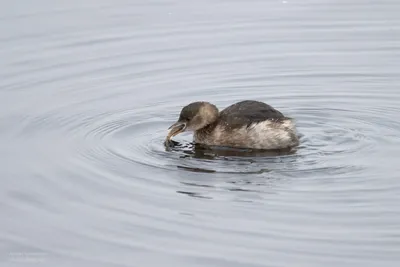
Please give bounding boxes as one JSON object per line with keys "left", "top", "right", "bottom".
{"left": 166, "top": 100, "right": 299, "bottom": 150}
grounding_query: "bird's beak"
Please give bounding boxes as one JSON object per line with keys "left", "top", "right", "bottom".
{"left": 166, "top": 121, "right": 187, "bottom": 140}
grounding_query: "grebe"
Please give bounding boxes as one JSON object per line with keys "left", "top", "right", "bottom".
{"left": 166, "top": 100, "right": 299, "bottom": 150}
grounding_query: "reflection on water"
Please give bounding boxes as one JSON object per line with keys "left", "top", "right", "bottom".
{"left": 166, "top": 140, "right": 296, "bottom": 173}
{"left": 1, "top": 0, "right": 400, "bottom": 267}
{"left": 167, "top": 140, "right": 297, "bottom": 158}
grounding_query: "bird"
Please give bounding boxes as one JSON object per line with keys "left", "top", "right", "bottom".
{"left": 166, "top": 100, "right": 299, "bottom": 150}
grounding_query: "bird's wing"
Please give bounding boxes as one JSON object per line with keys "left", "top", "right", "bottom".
{"left": 219, "top": 100, "right": 286, "bottom": 128}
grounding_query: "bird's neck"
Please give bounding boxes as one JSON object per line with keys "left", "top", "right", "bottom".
{"left": 194, "top": 118, "right": 218, "bottom": 142}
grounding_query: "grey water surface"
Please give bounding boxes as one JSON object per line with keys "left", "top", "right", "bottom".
{"left": 1, "top": 0, "right": 400, "bottom": 266}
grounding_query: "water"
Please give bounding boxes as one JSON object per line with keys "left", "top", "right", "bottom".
{"left": 1, "top": 0, "right": 400, "bottom": 266}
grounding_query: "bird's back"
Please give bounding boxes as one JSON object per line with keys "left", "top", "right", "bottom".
{"left": 218, "top": 100, "right": 285, "bottom": 128}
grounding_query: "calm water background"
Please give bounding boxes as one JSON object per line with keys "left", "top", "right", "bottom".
{"left": 1, "top": 0, "right": 400, "bottom": 266}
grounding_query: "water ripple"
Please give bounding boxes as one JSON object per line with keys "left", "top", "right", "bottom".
{"left": 2, "top": 1, "right": 400, "bottom": 266}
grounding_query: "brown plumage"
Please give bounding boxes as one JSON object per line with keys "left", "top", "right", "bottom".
{"left": 166, "top": 100, "right": 299, "bottom": 150}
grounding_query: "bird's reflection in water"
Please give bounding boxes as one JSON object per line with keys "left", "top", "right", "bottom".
{"left": 165, "top": 140, "right": 298, "bottom": 199}
{"left": 165, "top": 139, "right": 297, "bottom": 173}
{"left": 165, "top": 139, "right": 296, "bottom": 161}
